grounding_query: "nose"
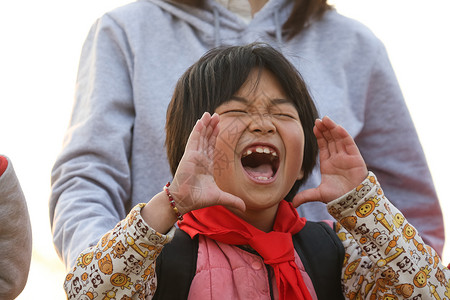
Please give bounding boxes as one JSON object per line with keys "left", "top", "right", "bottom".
{"left": 248, "top": 113, "right": 276, "bottom": 134}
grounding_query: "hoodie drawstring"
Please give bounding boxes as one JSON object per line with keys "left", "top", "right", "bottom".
{"left": 213, "top": 6, "right": 221, "bottom": 47}
{"left": 212, "top": 3, "right": 282, "bottom": 47}
{"left": 274, "top": 9, "right": 282, "bottom": 45}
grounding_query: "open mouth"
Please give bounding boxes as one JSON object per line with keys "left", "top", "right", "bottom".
{"left": 241, "top": 145, "right": 280, "bottom": 182}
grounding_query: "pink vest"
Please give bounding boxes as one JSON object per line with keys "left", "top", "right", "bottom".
{"left": 187, "top": 236, "right": 318, "bottom": 300}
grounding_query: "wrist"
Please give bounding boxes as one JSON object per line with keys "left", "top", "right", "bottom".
{"left": 141, "top": 191, "right": 178, "bottom": 234}
{"left": 164, "top": 182, "right": 184, "bottom": 221}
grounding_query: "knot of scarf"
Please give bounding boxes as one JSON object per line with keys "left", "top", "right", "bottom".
{"left": 179, "top": 200, "right": 313, "bottom": 300}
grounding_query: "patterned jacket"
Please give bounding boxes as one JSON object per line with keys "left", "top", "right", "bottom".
{"left": 64, "top": 173, "right": 450, "bottom": 299}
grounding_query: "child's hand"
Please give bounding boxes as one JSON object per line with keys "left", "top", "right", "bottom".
{"left": 292, "top": 116, "right": 368, "bottom": 207}
{"left": 169, "top": 112, "right": 246, "bottom": 214}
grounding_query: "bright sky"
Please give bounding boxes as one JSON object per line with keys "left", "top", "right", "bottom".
{"left": 1, "top": 0, "right": 449, "bottom": 298}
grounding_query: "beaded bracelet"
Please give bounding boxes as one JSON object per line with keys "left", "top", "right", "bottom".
{"left": 163, "top": 182, "right": 183, "bottom": 221}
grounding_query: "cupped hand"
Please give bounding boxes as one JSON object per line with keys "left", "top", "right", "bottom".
{"left": 292, "top": 116, "right": 368, "bottom": 207}
{"left": 168, "top": 112, "right": 246, "bottom": 214}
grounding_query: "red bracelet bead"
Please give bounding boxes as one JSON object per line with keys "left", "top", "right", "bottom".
{"left": 164, "top": 182, "right": 183, "bottom": 221}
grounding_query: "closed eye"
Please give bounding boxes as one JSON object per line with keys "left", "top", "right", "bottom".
{"left": 221, "top": 110, "right": 248, "bottom": 115}
{"left": 272, "top": 113, "right": 297, "bottom": 120}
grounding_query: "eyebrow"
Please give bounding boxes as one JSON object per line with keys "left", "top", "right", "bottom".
{"left": 229, "top": 96, "right": 249, "bottom": 103}
{"left": 229, "top": 96, "right": 291, "bottom": 105}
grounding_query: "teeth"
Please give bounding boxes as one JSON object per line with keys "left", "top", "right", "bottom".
{"left": 256, "top": 176, "right": 271, "bottom": 180}
{"left": 243, "top": 146, "right": 278, "bottom": 157}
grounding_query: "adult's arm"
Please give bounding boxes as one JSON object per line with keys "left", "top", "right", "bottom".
{"left": 49, "top": 14, "right": 135, "bottom": 269}
{"left": 354, "top": 43, "right": 444, "bottom": 254}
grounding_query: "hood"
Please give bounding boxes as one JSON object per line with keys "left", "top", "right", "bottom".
{"left": 142, "top": 0, "right": 293, "bottom": 46}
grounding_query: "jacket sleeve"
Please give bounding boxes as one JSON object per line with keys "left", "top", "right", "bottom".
{"left": 64, "top": 203, "right": 176, "bottom": 299}
{"left": 0, "top": 156, "right": 33, "bottom": 299}
{"left": 49, "top": 13, "right": 136, "bottom": 269}
{"left": 354, "top": 43, "right": 444, "bottom": 254}
{"left": 327, "top": 172, "right": 449, "bottom": 299}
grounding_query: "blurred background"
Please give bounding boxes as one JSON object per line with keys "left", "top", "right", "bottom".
{"left": 0, "top": 0, "right": 449, "bottom": 298}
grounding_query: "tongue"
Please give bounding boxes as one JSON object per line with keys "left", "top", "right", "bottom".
{"left": 244, "top": 164, "right": 273, "bottom": 178}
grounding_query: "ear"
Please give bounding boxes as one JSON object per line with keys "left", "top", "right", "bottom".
{"left": 297, "top": 169, "right": 304, "bottom": 180}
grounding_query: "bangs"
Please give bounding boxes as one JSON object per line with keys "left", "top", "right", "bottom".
{"left": 166, "top": 43, "right": 318, "bottom": 186}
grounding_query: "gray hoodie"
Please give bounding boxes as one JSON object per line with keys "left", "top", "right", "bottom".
{"left": 50, "top": 0, "right": 444, "bottom": 268}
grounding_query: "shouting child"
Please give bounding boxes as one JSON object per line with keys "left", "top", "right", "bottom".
{"left": 64, "top": 43, "right": 449, "bottom": 299}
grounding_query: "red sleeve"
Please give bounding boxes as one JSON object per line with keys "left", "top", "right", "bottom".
{"left": 0, "top": 156, "right": 8, "bottom": 176}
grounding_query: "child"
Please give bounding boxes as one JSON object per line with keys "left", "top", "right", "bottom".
{"left": 0, "top": 156, "right": 32, "bottom": 299}
{"left": 64, "top": 43, "right": 449, "bottom": 299}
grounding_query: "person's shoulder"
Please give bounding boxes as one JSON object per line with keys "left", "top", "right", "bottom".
{"left": 85, "top": 0, "right": 182, "bottom": 36}
{"left": 101, "top": 0, "right": 171, "bottom": 24}
{"left": 317, "top": 9, "right": 383, "bottom": 48}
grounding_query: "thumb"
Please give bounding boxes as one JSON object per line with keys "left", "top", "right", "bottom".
{"left": 292, "top": 188, "right": 322, "bottom": 208}
{"left": 217, "top": 191, "right": 246, "bottom": 212}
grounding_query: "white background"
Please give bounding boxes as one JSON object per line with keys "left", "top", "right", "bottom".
{"left": 0, "top": 0, "right": 448, "bottom": 298}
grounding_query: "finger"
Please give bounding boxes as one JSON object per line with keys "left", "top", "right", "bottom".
{"left": 314, "top": 118, "right": 337, "bottom": 156}
{"left": 321, "top": 116, "right": 349, "bottom": 143}
{"left": 199, "top": 112, "right": 212, "bottom": 153}
{"left": 313, "top": 124, "right": 330, "bottom": 160}
{"left": 314, "top": 118, "right": 329, "bottom": 136}
{"left": 202, "top": 113, "right": 218, "bottom": 157}
{"left": 321, "top": 116, "right": 337, "bottom": 129}
{"left": 186, "top": 112, "right": 213, "bottom": 153}
{"left": 210, "top": 112, "right": 220, "bottom": 128}
{"left": 318, "top": 120, "right": 337, "bottom": 154}
{"left": 201, "top": 111, "right": 212, "bottom": 122}
{"left": 321, "top": 116, "right": 349, "bottom": 153}
{"left": 323, "top": 116, "right": 361, "bottom": 156}
{"left": 203, "top": 113, "right": 217, "bottom": 144}
{"left": 207, "top": 114, "right": 220, "bottom": 158}
{"left": 217, "top": 191, "right": 246, "bottom": 212}
{"left": 314, "top": 119, "right": 327, "bottom": 147}
{"left": 335, "top": 127, "right": 355, "bottom": 155}
{"left": 184, "top": 119, "right": 203, "bottom": 152}
{"left": 291, "top": 188, "right": 322, "bottom": 208}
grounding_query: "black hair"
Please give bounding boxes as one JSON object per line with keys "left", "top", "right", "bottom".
{"left": 166, "top": 43, "right": 318, "bottom": 201}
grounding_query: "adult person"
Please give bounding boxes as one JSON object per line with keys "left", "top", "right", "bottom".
{"left": 49, "top": 0, "right": 444, "bottom": 269}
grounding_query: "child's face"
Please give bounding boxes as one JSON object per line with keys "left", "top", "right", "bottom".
{"left": 214, "top": 68, "right": 305, "bottom": 216}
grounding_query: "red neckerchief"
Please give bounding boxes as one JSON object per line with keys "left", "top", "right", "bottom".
{"left": 179, "top": 200, "right": 313, "bottom": 300}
